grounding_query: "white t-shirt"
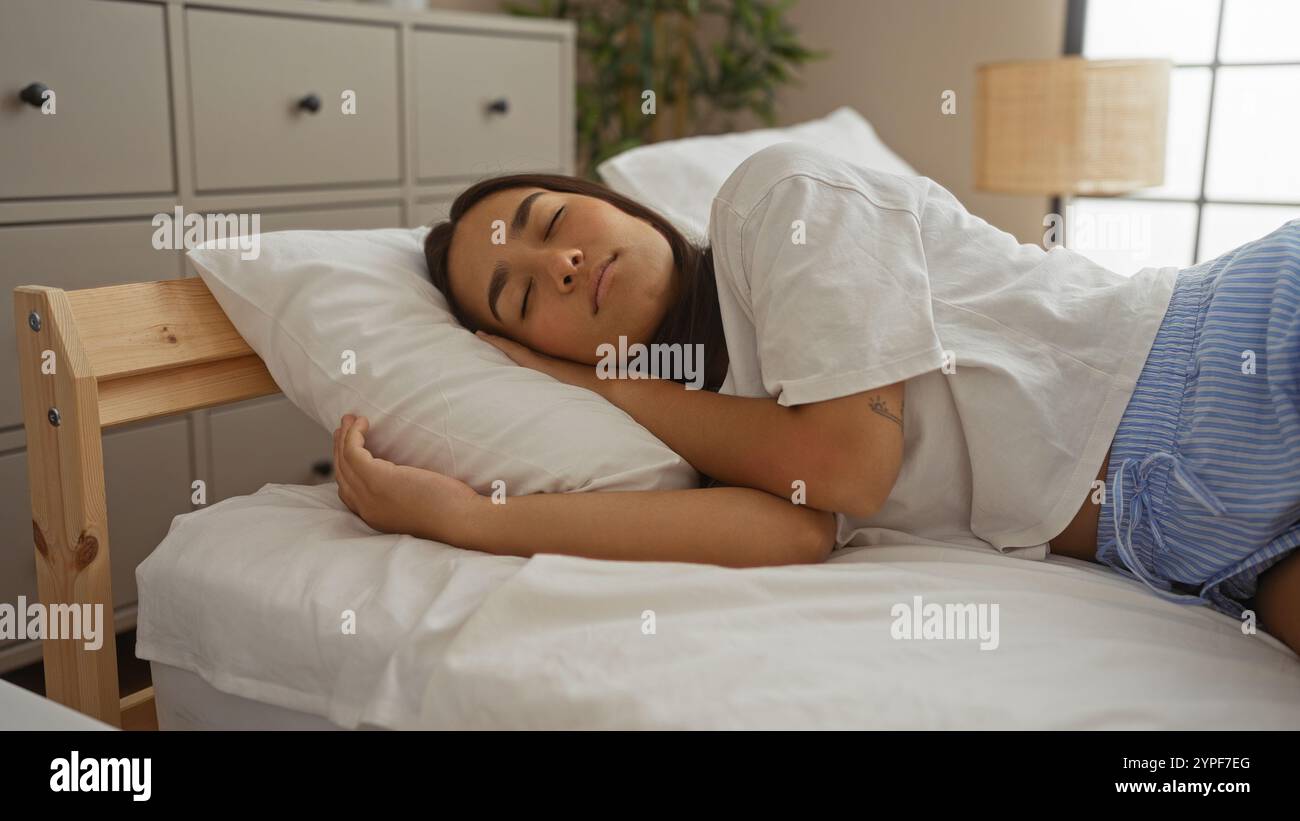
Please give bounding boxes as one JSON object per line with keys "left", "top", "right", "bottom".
{"left": 708, "top": 143, "right": 1178, "bottom": 560}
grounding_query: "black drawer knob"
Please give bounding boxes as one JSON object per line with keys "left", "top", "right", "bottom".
{"left": 297, "top": 93, "right": 322, "bottom": 114}
{"left": 312, "top": 459, "right": 333, "bottom": 478}
{"left": 19, "top": 82, "right": 50, "bottom": 108}
{"left": 486, "top": 97, "right": 509, "bottom": 115}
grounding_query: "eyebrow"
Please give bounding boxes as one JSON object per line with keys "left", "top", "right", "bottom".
{"left": 487, "top": 261, "right": 510, "bottom": 323}
{"left": 510, "top": 191, "right": 543, "bottom": 239}
{"left": 487, "top": 191, "right": 545, "bottom": 322}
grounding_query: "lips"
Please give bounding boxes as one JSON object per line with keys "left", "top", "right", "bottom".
{"left": 591, "top": 253, "right": 616, "bottom": 314}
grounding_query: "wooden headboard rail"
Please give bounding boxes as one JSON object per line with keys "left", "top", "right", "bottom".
{"left": 12, "top": 277, "right": 279, "bottom": 726}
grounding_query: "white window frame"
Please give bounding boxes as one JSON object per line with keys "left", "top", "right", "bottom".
{"left": 1067, "top": 0, "right": 1300, "bottom": 263}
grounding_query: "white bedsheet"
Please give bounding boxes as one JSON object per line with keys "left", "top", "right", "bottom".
{"left": 135, "top": 483, "right": 1300, "bottom": 729}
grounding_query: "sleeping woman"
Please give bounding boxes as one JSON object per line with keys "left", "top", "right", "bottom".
{"left": 331, "top": 142, "right": 1300, "bottom": 655}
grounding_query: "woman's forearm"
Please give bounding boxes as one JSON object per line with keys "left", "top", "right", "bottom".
{"left": 451, "top": 486, "right": 836, "bottom": 568}
{"left": 594, "top": 376, "right": 811, "bottom": 496}
{"left": 332, "top": 412, "right": 839, "bottom": 566}
{"left": 474, "top": 331, "right": 903, "bottom": 518}
{"left": 591, "top": 376, "right": 899, "bottom": 519}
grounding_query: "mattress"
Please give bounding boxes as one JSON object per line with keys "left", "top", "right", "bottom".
{"left": 135, "top": 482, "right": 1300, "bottom": 730}
{"left": 150, "top": 661, "right": 350, "bottom": 730}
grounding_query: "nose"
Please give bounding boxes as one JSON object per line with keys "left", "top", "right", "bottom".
{"left": 547, "top": 247, "right": 583, "bottom": 291}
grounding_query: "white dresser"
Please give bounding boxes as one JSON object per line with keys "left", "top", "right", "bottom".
{"left": 0, "top": 0, "right": 574, "bottom": 672}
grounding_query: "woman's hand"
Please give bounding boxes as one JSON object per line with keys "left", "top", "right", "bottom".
{"left": 475, "top": 331, "right": 604, "bottom": 395}
{"left": 333, "top": 414, "right": 482, "bottom": 545}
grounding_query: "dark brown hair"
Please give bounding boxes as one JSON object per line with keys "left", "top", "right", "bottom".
{"left": 423, "top": 173, "right": 729, "bottom": 392}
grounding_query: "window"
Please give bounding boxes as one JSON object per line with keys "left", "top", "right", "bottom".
{"left": 1066, "top": 0, "right": 1300, "bottom": 275}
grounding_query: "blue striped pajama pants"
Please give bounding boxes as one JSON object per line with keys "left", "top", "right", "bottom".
{"left": 1095, "top": 219, "right": 1300, "bottom": 619}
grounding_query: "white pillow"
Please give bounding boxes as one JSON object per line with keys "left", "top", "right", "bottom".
{"left": 596, "top": 106, "right": 917, "bottom": 243}
{"left": 188, "top": 227, "right": 697, "bottom": 495}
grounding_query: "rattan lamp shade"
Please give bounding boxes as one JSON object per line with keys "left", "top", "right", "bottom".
{"left": 975, "top": 57, "right": 1171, "bottom": 195}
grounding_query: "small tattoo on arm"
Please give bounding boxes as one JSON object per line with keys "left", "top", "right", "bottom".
{"left": 869, "top": 394, "right": 903, "bottom": 427}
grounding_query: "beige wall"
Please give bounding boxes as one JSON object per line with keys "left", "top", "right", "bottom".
{"left": 427, "top": 0, "right": 1065, "bottom": 242}
{"left": 770, "top": 0, "right": 1067, "bottom": 243}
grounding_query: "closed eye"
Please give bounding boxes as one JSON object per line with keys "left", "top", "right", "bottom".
{"left": 524, "top": 204, "right": 559, "bottom": 319}
{"left": 544, "top": 205, "right": 564, "bottom": 240}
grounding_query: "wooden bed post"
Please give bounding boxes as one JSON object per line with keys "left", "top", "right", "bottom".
{"left": 12, "top": 275, "right": 281, "bottom": 728}
{"left": 13, "top": 285, "right": 121, "bottom": 727}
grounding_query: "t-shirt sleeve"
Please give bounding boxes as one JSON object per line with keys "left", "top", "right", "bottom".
{"left": 732, "top": 173, "right": 947, "bottom": 406}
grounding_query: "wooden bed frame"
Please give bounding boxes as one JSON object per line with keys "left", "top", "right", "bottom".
{"left": 13, "top": 277, "right": 280, "bottom": 728}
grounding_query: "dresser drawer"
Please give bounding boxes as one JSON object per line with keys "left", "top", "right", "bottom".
{"left": 174, "top": 203, "right": 403, "bottom": 263}
{"left": 414, "top": 30, "right": 565, "bottom": 180}
{"left": 412, "top": 199, "right": 451, "bottom": 228}
{"left": 253, "top": 203, "right": 403, "bottom": 233}
{"left": 187, "top": 10, "right": 401, "bottom": 192}
{"left": 0, "top": 0, "right": 174, "bottom": 199}
{"left": 207, "top": 397, "right": 333, "bottom": 501}
{"left": 0, "top": 417, "right": 193, "bottom": 654}
{"left": 1, "top": 219, "right": 183, "bottom": 430}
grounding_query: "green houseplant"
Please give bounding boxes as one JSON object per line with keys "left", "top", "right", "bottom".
{"left": 503, "top": 0, "right": 827, "bottom": 174}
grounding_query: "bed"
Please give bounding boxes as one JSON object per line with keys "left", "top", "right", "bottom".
{"left": 11, "top": 273, "right": 1300, "bottom": 728}
{"left": 136, "top": 481, "right": 1300, "bottom": 729}
{"left": 14, "top": 102, "right": 1300, "bottom": 728}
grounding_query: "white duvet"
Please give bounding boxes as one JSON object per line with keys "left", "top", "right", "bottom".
{"left": 135, "top": 483, "right": 1300, "bottom": 729}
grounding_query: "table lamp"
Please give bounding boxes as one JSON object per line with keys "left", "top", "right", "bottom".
{"left": 975, "top": 57, "right": 1171, "bottom": 213}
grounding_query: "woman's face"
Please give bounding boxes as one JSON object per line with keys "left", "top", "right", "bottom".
{"left": 447, "top": 187, "right": 680, "bottom": 364}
